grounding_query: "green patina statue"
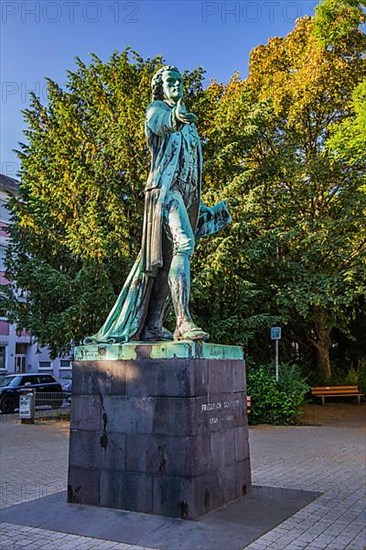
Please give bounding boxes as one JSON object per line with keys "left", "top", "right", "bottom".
{"left": 85, "top": 65, "right": 231, "bottom": 345}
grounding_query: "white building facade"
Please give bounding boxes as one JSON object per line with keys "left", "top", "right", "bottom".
{"left": 0, "top": 174, "right": 72, "bottom": 378}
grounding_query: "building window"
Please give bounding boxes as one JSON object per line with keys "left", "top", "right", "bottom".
{"left": 59, "top": 359, "right": 72, "bottom": 370}
{"left": 0, "top": 320, "right": 9, "bottom": 336}
{"left": 39, "top": 361, "right": 52, "bottom": 370}
{"left": 0, "top": 272, "right": 9, "bottom": 285}
{"left": 0, "top": 197, "right": 11, "bottom": 224}
{"left": 15, "top": 343, "right": 27, "bottom": 355}
{"left": 0, "top": 345, "right": 6, "bottom": 369}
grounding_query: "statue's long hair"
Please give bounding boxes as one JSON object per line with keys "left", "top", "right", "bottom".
{"left": 151, "top": 65, "right": 180, "bottom": 101}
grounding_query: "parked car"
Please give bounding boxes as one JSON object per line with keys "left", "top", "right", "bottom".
{"left": 0, "top": 374, "right": 64, "bottom": 414}
{"left": 59, "top": 372, "right": 72, "bottom": 399}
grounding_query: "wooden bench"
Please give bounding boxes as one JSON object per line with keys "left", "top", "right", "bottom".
{"left": 311, "top": 385, "right": 363, "bottom": 406}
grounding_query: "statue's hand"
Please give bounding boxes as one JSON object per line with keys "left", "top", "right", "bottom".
{"left": 200, "top": 203, "right": 214, "bottom": 220}
{"left": 176, "top": 98, "right": 197, "bottom": 124}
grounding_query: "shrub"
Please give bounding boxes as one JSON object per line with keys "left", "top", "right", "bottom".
{"left": 247, "top": 363, "right": 309, "bottom": 425}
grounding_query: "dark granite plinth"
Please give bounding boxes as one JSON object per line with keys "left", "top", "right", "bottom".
{"left": 67, "top": 342, "right": 251, "bottom": 519}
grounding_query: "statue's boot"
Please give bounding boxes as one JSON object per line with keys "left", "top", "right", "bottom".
{"left": 173, "top": 321, "right": 210, "bottom": 342}
{"left": 142, "top": 326, "right": 173, "bottom": 341}
{"left": 169, "top": 252, "right": 209, "bottom": 342}
{"left": 141, "top": 266, "right": 173, "bottom": 341}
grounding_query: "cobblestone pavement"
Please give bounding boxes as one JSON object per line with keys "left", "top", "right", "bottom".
{"left": 0, "top": 404, "right": 365, "bottom": 549}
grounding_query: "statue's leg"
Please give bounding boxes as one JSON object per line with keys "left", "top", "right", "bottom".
{"left": 165, "top": 192, "right": 209, "bottom": 341}
{"left": 140, "top": 264, "right": 173, "bottom": 341}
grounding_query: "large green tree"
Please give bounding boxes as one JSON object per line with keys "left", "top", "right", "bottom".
{"left": 193, "top": 7, "right": 366, "bottom": 377}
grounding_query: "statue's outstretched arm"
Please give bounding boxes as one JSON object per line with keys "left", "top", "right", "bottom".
{"left": 146, "top": 99, "right": 197, "bottom": 137}
{"left": 146, "top": 102, "right": 184, "bottom": 136}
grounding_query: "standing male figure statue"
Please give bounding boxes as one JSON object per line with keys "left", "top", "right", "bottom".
{"left": 85, "top": 65, "right": 230, "bottom": 345}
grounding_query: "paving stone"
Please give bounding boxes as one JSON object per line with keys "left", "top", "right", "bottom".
{"left": 1, "top": 403, "right": 365, "bottom": 549}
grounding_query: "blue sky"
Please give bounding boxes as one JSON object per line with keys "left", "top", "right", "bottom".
{"left": 1, "top": 0, "right": 316, "bottom": 178}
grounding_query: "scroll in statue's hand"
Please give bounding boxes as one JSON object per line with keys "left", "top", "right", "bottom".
{"left": 199, "top": 202, "right": 215, "bottom": 221}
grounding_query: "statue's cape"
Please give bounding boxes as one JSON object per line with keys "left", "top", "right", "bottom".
{"left": 83, "top": 252, "right": 149, "bottom": 344}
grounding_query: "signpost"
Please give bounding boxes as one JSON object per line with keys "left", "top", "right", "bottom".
{"left": 19, "top": 390, "right": 35, "bottom": 424}
{"left": 270, "top": 327, "right": 282, "bottom": 382}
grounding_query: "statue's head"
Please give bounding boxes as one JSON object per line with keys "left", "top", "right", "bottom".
{"left": 151, "top": 65, "right": 183, "bottom": 104}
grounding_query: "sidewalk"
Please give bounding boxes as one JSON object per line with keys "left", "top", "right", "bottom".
{"left": 1, "top": 404, "right": 365, "bottom": 549}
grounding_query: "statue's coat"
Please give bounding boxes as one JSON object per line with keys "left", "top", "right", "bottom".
{"left": 142, "top": 100, "right": 202, "bottom": 274}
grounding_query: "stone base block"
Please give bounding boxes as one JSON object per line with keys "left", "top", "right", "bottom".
{"left": 67, "top": 341, "right": 251, "bottom": 519}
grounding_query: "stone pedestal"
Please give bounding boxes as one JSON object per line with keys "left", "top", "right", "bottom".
{"left": 67, "top": 341, "right": 251, "bottom": 519}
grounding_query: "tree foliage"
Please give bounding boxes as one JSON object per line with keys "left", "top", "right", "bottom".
{"left": 313, "top": 0, "right": 366, "bottom": 49}
{"left": 193, "top": 10, "right": 366, "bottom": 377}
{"left": 327, "top": 79, "right": 366, "bottom": 165}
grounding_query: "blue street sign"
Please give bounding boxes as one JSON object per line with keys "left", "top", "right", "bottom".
{"left": 271, "top": 327, "right": 281, "bottom": 340}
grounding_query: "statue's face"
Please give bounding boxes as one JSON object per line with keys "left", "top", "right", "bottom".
{"left": 162, "top": 70, "right": 183, "bottom": 104}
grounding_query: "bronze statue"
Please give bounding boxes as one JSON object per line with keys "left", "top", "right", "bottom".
{"left": 85, "top": 65, "right": 230, "bottom": 344}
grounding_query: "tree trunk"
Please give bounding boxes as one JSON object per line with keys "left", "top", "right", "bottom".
{"left": 314, "top": 328, "right": 332, "bottom": 379}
